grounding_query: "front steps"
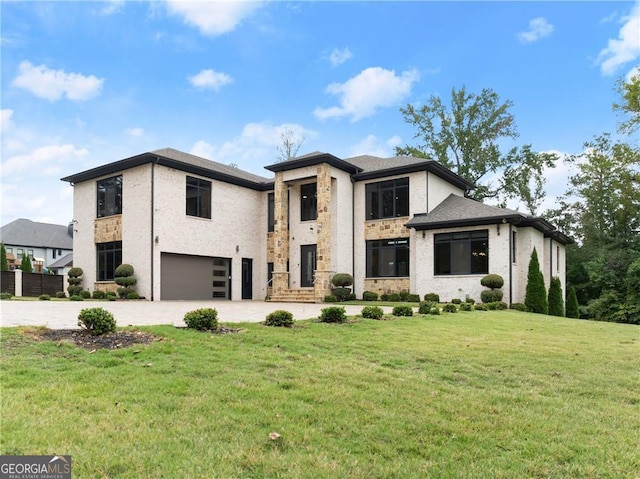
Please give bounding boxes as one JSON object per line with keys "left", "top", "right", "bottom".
{"left": 269, "top": 288, "right": 316, "bottom": 303}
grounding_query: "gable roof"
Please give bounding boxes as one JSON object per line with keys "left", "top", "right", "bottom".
{"left": 0, "top": 218, "right": 73, "bottom": 249}
{"left": 264, "top": 151, "right": 362, "bottom": 174}
{"left": 405, "top": 194, "right": 573, "bottom": 244}
{"left": 61, "top": 148, "right": 274, "bottom": 191}
{"left": 48, "top": 252, "right": 73, "bottom": 269}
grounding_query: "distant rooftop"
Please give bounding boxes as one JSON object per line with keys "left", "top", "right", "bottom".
{"left": 0, "top": 218, "right": 73, "bottom": 249}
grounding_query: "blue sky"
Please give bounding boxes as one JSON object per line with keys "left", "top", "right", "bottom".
{"left": 1, "top": 0, "right": 639, "bottom": 227}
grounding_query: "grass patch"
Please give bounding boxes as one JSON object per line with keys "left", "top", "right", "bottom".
{"left": 1, "top": 312, "right": 638, "bottom": 478}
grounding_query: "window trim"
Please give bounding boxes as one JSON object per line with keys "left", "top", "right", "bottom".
{"left": 365, "top": 177, "right": 409, "bottom": 220}
{"left": 186, "top": 176, "right": 212, "bottom": 219}
{"left": 434, "top": 229, "right": 489, "bottom": 276}
{"left": 366, "top": 237, "right": 410, "bottom": 278}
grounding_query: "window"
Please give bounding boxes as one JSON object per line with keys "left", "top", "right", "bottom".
{"left": 268, "top": 193, "right": 275, "bottom": 232}
{"left": 53, "top": 249, "right": 57, "bottom": 259}
{"left": 366, "top": 238, "right": 409, "bottom": 277}
{"left": 365, "top": 178, "right": 409, "bottom": 220}
{"left": 186, "top": 176, "right": 211, "bottom": 219}
{"left": 434, "top": 230, "right": 488, "bottom": 275}
{"left": 27, "top": 249, "right": 33, "bottom": 258}
{"left": 300, "top": 183, "right": 317, "bottom": 221}
{"left": 17, "top": 248, "right": 23, "bottom": 258}
{"left": 267, "top": 262, "right": 274, "bottom": 285}
{"left": 512, "top": 231, "right": 517, "bottom": 264}
{"left": 96, "top": 241, "right": 122, "bottom": 281}
{"left": 97, "top": 175, "right": 123, "bottom": 218}
{"left": 557, "top": 246, "right": 560, "bottom": 272}
{"left": 6, "top": 248, "right": 12, "bottom": 253}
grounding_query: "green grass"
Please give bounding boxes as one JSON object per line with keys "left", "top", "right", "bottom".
{"left": 1, "top": 311, "right": 638, "bottom": 478}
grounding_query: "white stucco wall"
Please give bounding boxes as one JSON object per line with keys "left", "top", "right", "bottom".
{"left": 330, "top": 168, "right": 355, "bottom": 276}
{"left": 71, "top": 178, "right": 99, "bottom": 292}
{"left": 426, "top": 172, "right": 465, "bottom": 213}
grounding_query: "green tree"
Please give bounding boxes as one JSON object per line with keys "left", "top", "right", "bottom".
{"left": 20, "top": 254, "right": 33, "bottom": 273}
{"left": 0, "top": 243, "right": 7, "bottom": 271}
{"left": 524, "top": 248, "right": 548, "bottom": 314}
{"left": 547, "top": 277, "right": 564, "bottom": 317}
{"left": 613, "top": 71, "right": 640, "bottom": 135}
{"left": 566, "top": 286, "right": 580, "bottom": 319}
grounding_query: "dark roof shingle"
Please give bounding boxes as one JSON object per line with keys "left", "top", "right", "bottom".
{"left": 0, "top": 218, "right": 73, "bottom": 249}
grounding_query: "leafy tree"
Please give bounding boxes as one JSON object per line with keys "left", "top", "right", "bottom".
{"left": 547, "top": 277, "right": 564, "bottom": 317}
{"left": 0, "top": 243, "right": 7, "bottom": 271}
{"left": 20, "top": 254, "right": 33, "bottom": 273}
{"left": 565, "top": 286, "right": 579, "bottom": 319}
{"left": 613, "top": 72, "right": 640, "bottom": 135}
{"left": 524, "top": 248, "right": 548, "bottom": 314}
{"left": 397, "top": 85, "right": 557, "bottom": 206}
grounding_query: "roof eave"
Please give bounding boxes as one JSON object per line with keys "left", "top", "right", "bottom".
{"left": 265, "top": 153, "right": 362, "bottom": 174}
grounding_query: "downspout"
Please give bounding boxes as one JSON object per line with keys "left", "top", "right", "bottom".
{"left": 508, "top": 223, "right": 513, "bottom": 305}
{"left": 351, "top": 175, "right": 356, "bottom": 298}
{"left": 549, "top": 237, "right": 553, "bottom": 281}
{"left": 150, "top": 159, "right": 156, "bottom": 301}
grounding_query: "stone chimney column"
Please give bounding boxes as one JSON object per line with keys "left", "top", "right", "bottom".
{"left": 314, "top": 163, "right": 333, "bottom": 301}
{"left": 272, "top": 171, "right": 289, "bottom": 295}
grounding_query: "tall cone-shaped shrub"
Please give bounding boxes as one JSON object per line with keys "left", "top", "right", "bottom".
{"left": 547, "top": 276, "right": 564, "bottom": 317}
{"left": 566, "top": 286, "right": 579, "bottom": 319}
{"left": 525, "top": 247, "right": 548, "bottom": 314}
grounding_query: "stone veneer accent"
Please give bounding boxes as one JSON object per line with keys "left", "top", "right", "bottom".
{"left": 364, "top": 278, "right": 411, "bottom": 297}
{"left": 267, "top": 232, "right": 275, "bottom": 263}
{"left": 94, "top": 215, "right": 123, "bottom": 243}
{"left": 314, "top": 163, "right": 332, "bottom": 301}
{"left": 364, "top": 217, "right": 411, "bottom": 240}
{"left": 271, "top": 171, "right": 290, "bottom": 296}
{"left": 94, "top": 282, "right": 118, "bottom": 294}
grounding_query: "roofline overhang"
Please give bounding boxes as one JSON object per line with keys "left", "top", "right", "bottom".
{"left": 353, "top": 160, "right": 474, "bottom": 191}
{"left": 265, "top": 153, "right": 362, "bottom": 175}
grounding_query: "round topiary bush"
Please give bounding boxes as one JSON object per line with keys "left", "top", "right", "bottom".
{"left": 443, "top": 303, "right": 457, "bottom": 313}
{"left": 319, "top": 306, "right": 347, "bottom": 323}
{"left": 0, "top": 292, "right": 13, "bottom": 300}
{"left": 361, "top": 306, "right": 384, "bottom": 319}
{"left": 424, "top": 293, "right": 440, "bottom": 303}
{"left": 114, "top": 263, "right": 134, "bottom": 278}
{"left": 331, "top": 273, "right": 354, "bottom": 288}
{"left": 333, "top": 287, "right": 351, "bottom": 302}
{"left": 392, "top": 305, "right": 413, "bottom": 317}
{"left": 451, "top": 298, "right": 462, "bottom": 304}
{"left": 407, "top": 294, "right": 421, "bottom": 303}
{"left": 80, "top": 290, "right": 91, "bottom": 299}
{"left": 509, "top": 302, "right": 527, "bottom": 311}
{"left": 92, "top": 290, "right": 106, "bottom": 300}
{"left": 265, "top": 310, "right": 295, "bottom": 327}
{"left": 481, "top": 274, "right": 504, "bottom": 289}
{"left": 460, "top": 302, "right": 473, "bottom": 311}
{"left": 418, "top": 301, "right": 434, "bottom": 314}
{"left": 127, "top": 292, "right": 140, "bottom": 300}
{"left": 324, "top": 295, "right": 338, "bottom": 303}
{"left": 184, "top": 308, "right": 218, "bottom": 331}
{"left": 388, "top": 293, "right": 401, "bottom": 302}
{"left": 56, "top": 291, "right": 66, "bottom": 298}
{"left": 429, "top": 306, "right": 441, "bottom": 315}
{"left": 362, "top": 291, "right": 378, "bottom": 301}
{"left": 68, "top": 267, "right": 83, "bottom": 278}
{"left": 39, "top": 294, "right": 51, "bottom": 301}
{"left": 69, "top": 295, "right": 84, "bottom": 301}
{"left": 77, "top": 307, "right": 116, "bottom": 335}
{"left": 481, "top": 289, "right": 504, "bottom": 303}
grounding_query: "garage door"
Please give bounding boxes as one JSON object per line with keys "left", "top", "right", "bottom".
{"left": 161, "top": 253, "right": 231, "bottom": 300}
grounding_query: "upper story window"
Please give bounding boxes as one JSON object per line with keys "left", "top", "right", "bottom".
{"left": 268, "top": 192, "right": 275, "bottom": 232}
{"left": 365, "top": 178, "right": 409, "bottom": 220}
{"left": 97, "top": 175, "right": 123, "bottom": 218}
{"left": 186, "top": 176, "right": 211, "bottom": 219}
{"left": 366, "top": 238, "right": 409, "bottom": 277}
{"left": 17, "top": 248, "right": 23, "bottom": 258}
{"left": 434, "top": 230, "right": 488, "bottom": 275}
{"left": 301, "top": 183, "right": 317, "bottom": 221}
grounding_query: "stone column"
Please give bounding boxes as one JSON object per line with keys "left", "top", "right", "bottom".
{"left": 272, "top": 171, "right": 289, "bottom": 295}
{"left": 314, "top": 163, "right": 333, "bottom": 301}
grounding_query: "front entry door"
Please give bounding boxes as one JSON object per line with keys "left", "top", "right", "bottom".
{"left": 300, "top": 244, "right": 317, "bottom": 288}
{"left": 242, "top": 258, "right": 253, "bottom": 299}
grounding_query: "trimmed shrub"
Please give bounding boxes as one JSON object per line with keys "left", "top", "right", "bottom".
{"left": 69, "top": 295, "right": 84, "bottom": 301}
{"left": 115, "top": 264, "right": 137, "bottom": 298}
{"left": 547, "top": 277, "right": 564, "bottom": 317}
{"left": 362, "top": 291, "right": 378, "bottom": 301}
{"left": 319, "top": 306, "right": 347, "bottom": 323}
{"left": 474, "top": 303, "right": 487, "bottom": 311}
{"left": 510, "top": 303, "right": 527, "bottom": 312}
{"left": 0, "top": 292, "right": 12, "bottom": 300}
{"left": 418, "top": 301, "right": 434, "bottom": 314}
{"left": 115, "top": 276, "right": 137, "bottom": 287}
{"left": 56, "top": 291, "right": 66, "bottom": 299}
{"left": 443, "top": 303, "right": 457, "bottom": 313}
{"left": 460, "top": 302, "right": 473, "bottom": 312}
{"left": 68, "top": 267, "right": 83, "bottom": 278}
{"left": 324, "top": 295, "right": 338, "bottom": 303}
{"left": 424, "top": 293, "right": 440, "bottom": 303}
{"left": 92, "top": 290, "right": 106, "bottom": 300}
{"left": 407, "top": 294, "right": 421, "bottom": 303}
{"left": 67, "top": 267, "right": 84, "bottom": 297}
{"left": 67, "top": 285, "right": 82, "bottom": 296}
{"left": 67, "top": 277, "right": 82, "bottom": 286}
{"left": 380, "top": 294, "right": 389, "bottom": 301}
{"left": 388, "top": 293, "right": 401, "bottom": 302}
{"left": 566, "top": 287, "right": 579, "bottom": 319}
{"left": 481, "top": 289, "right": 504, "bottom": 303}
{"left": 347, "top": 293, "right": 357, "bottom": 301}
{"left": 80, "top": 290, "right": 91, "bottom": 299}
{"left": 265, "top": 310, "right": 295, "bottom": 327}
{"left": 481, "top": 274, "right": 504, "bottom": 289}
{"left": 39, "top": 294, "right": 51, "bottom": 301}
{"left": 331, "top": 273, "right": 353, "bottom": 288}
{"left": 525, "top": 247, "right": 548, "bottom": 314}
{"left": 361, "top": 306, "right": 384, "bottom": 320}
{"left": 333, "top": 287, "right": 351, "bottom": 301}
{"left": 429, "top": 306, "right": 441, "bottom": 315}
{"left": 127, "top": 292, "right": 140, "bottom": 300}
{"left": 114, "top": 264, "right": 134, "bottom": 278}
{"left": 399, "top": 291, "right": 410, "bottom": 301}
{"left": 392, "top": 305, "right": 413, "bottom": 317}
{"left": 107, "top": 294, "right": 117, "bottom": 301}
{"left": 465, "top": 297, "right": 476, "bottom": 305}
{"left": 184, "top": 308, "right": 218, "bottom": 331}
{"left": 117, "top": 287, "right": 135, "bottom": 299}
{"left": 496, "top": 301, "right": 508, "bottom": 310}
{"left": 77, "top": 307, "right": 116, "bottom": 335}
{"left": 451, "top": 298, "right": 462, "bottom": 304}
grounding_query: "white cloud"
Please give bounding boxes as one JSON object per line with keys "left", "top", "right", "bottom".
{"left": 517, "top": 17, "right": 554, "bottom": 43}
{"left": 314, "top": 67, "right": 420, "bottom": 123}
{"left": 12, "top": 61, "right": 104, "bottom": 101}
{"left": 165, "top": 0, "right": 263, "bottom": 36}
{"left": 125, "top": 127, "right": 145, "bottom": 137}
{"left": 188, "top": 69, "right": 234, "bottom": 91}
{"left": 597, "top": 1, "right": 640, "bottom": 75}
{"left": 2, "top": 144, "right": 89, "bottom": 176}
{"left": 0, "top": 109, "right": 14, "bottom": 133}
{"left": 97, "top": 0, "right": 124, "bottom": 16}
{"left": 348, "top": 134, "right": 402, "bottom": 158}
{"left": 328, "top": 47, "right": 353, "bottom": 67}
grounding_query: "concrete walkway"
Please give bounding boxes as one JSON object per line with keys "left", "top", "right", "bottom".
{"left": 0, "top": 300, "right": 387, "bottom": 330}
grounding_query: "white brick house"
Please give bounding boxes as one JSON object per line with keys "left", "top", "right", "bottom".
{"left": 61, "top": 148, "right": 571, "bottom": 302}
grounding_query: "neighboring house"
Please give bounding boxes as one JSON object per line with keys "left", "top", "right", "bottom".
{"left": 0, "top": 218, "right": 73, "bottom": 274}
{"left": 61, "top": 148, "right": 571, "bottom": 302}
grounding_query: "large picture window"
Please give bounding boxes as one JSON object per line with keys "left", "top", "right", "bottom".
{"left": 300, "top": 183, "right": 317, "bottom": 221}
{"left": 186, "top": 176, "right": 211, "bottom": 219}
{"left": 434, "top": 230, "right": 488, "bottom": 275}
{"left": 366, "top": 238, "right": 409, "bottom": 277}
{"left": 97, "top": 241, "right": 122, "bottom": 281}
{"left": 97, "top": 175, "right": 122, "bottom": 218}
{"left": 365, "top": 178, "right": 409, "bottom": 220}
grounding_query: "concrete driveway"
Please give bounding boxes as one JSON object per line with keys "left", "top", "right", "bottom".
{"left": 0, "top": 300, "right": 386, "bottom": 329}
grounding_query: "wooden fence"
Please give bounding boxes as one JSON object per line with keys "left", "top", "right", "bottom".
{"left": 0, "top": 271, "right": 64, "bottom": 297}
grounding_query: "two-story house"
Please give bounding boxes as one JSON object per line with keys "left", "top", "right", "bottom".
{"left": 61, "top": 148, "right": 571, "bottom": 302}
